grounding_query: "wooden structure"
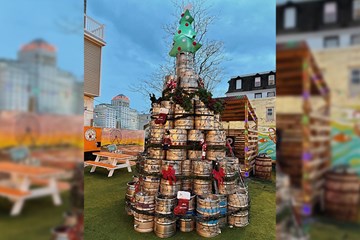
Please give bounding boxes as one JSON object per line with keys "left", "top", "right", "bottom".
{"left": 216, "top": 96, "right": 258, "bottom": 177}
{"left": 277, "top": 42, "right": 331, "bottom": 216}
{"left": 84, "top": 152, "right": 136, "bottom": 177}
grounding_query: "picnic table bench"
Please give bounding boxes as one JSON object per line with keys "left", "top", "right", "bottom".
{"left": 0, "top": 186, "right": 30, "bottom": 199}
{"left": 84, "top": 152, "right": 136, "bottom": 177}
{"left": 0, "top": 162, "right": 65, "bottom": 216}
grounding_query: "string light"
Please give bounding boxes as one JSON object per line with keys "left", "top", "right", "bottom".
{"left": 302, "top": 91, "right": 310, "bottom": 100}
{"left": 302, "top": 152, "right": 311, "bottom": 162}
{"left": 301, "top": 115, "right": 309, "bottom": 125}
{"left": 302, "top": 204, "right": 311, "bottom": 216}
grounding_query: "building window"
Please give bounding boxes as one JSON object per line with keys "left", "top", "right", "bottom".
{"left": 350, "top": 69, "right": 360, "bottom": 97}
{"left": 255, "top": 77, "right": 261, "bottom": 87}
{"left": 351, "top": 34, "right": 360, "bottom": 45}
{"left": 267, "top": 92, "right": 276, "bottom": 97}
{"left": 324, "top": 2, "right": 337, "bottom": 23}
{"left": 324, "top": 36, "right": 339, "bottom": 48}
{"left": 353, "top": 0, "right": 360, "bottom": 20}
{"left": 236, "top": 79, "right": 242, "bottom": 89}
{"left": 351, "top": 69, "right": 360, "bottom": 85}
{"left": 266, "top": 107, "right": 274, "bottom": 121}
{"left": 268, "top": 75, "right": 275, "bottom": 85}
{"left": 254, "top": 93, "right": 262, "bottom": 99}
{"left": 284, "top": 7, "right": 296, "bottom": 29}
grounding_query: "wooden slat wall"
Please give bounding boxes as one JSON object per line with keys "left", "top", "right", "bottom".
{"left": 226, "top": 128, "right": 258, "bottom": 173}
{"left": 276, "top": 42, "right": 331, "bottom": 216}
{"left": 277, "top": 114, "right": 302, "bottom": 187}
{"left": 302, "top": 114, "right": 331, "bottom": 202}
{"left": 84, "top": 39, "right": 101, "bottom": 96}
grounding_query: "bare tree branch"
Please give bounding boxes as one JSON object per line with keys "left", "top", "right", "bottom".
{"left": 132, "top": 0, "right": 226, "bottom": 96}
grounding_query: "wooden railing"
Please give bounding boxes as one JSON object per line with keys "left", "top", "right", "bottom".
{"left": 84, "top": 14, "right": 104, "bottom": 41}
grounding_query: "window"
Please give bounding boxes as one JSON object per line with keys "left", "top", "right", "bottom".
{"left": 267, "top": 92, "right": 276, "bottom": 97}
{"left": 266, "top": 107, "right": 274, "bottom": 121}
{"left": 284, "top": 7, "right": 296, "bottom": 29}
{"left": 236, "top": 79, "right": 242, "bottom": 89}
{"left": 351, "top": 34, "right": 360, "bottom": 45}
{"left": 350, "top": 69, "right": 360, "bottom": 97}
{"left": 254, "top": 93, "right": 262, "bottom": 99}
{"left": 255, "top": 77, "right": 261, "bottom": 87}
{"left": 324, "top": 2, "right": 337, "bottom": 23}
{"left": 324, "top": 36, "right": 339, "bottom": 48}
{"left": 351, "top": 69, "right": 360, "bottom": 85}
{"left": 353, "top": 0, "right": 360, "bottom": 20}
{"left": 268, "top": 75, "right": 275, "bottom": 85}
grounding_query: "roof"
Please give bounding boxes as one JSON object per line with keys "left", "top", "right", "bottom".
{"left": 277, "top": 41, "right": 329, "bottom": 96}
{"left": 20, "top": 39, "right": 56, "bottom": 52}
{"left": 226, "top": 71, "right": 276, "bottom": 94}
{"left": 277, "top": 0, "right": 359, "bottom": 35}
{"left": 112, "top": 94, "right": 130, "bottom": 101}
{"left": 229, "top": 70, "right": 276, "bottom": 81}
{"left": 215, "top": 95, "right": 257, "bottom": 122}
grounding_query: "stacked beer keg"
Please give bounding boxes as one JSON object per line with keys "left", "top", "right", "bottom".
{"left": 126, "top": 50, "right": 250, "bottom": 238}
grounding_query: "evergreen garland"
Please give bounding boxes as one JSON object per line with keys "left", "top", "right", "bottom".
{"left": 149, "top": 86, "right": 225, "bottom": 114}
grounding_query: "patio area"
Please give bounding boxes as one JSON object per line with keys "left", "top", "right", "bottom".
{"left": 84, "top": 166, "right": 276, "bottom": 240}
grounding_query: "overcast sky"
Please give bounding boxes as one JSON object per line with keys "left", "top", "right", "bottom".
{"left": 88, "top": 0, "right": 276, "bottom": 113}
{"left": 0, "top": 0, "right": 83, "bottom": 78}
{"left": 0, "top": 1, "right": 276, "bottom": 113}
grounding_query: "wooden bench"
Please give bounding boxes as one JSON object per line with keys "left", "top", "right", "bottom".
{"left": 86, "top": 152, "right": 137, "bottom": 177}
{"left": 0, "top": 186, "right": 30, "bottom": 199}
{"left": 0, "top": 162, "right": 64, "bottom": 216}
{"left": 121, "top": 151, "right": 139, "bottom": 156}
{"left": 116, "top": 160, "right": 136, "bottom": 166}
{"left": 30, "top": 178, "right": 71, "bottom": 191}
{"left": 84, "top": 161, "right": 117, "bottom": 169}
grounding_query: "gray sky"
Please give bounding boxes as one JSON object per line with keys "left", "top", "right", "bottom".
{"left": 0, "top": 0, "right": 83, "bottom": 78}
{"left": 88, "top": 0, "right": 276, "bottom": 112}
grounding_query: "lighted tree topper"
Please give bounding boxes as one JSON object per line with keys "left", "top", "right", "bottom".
{"left": 169, "top": 9, "right": 202, "bottom": 57}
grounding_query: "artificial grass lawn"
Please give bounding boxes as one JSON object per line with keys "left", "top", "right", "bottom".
{"left": 309, "top": 217, "right": 360, "bottom": 240}
{"left": 84, "top": 167, "right": 276, "bottom": 240}
{"left": 0, "top": 192, "right": 70, "bottom": 240}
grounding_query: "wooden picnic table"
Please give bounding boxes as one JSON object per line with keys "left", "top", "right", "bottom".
{"left": 84, "top": 152, "right": 136, "bottom": 177}
{"left": 0, "top": 162, "right": 65, "bottom": 216}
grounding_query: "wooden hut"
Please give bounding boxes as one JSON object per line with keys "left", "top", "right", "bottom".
{"left": 277, "top": 42, "right": 331, "bottom": 216}
{"left": 216, "top": 95, "right": 258, "bottom": 177}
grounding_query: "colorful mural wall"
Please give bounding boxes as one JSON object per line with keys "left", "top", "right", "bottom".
{"left": 0, "top": 111, "right": 83, "bottom": 148}
{"left": 101, "top": 128, "right": 145, "bottom": 147}
{"left": 312, "top": 47, "right": 360, "bottom": 175}
{"left": 258, "top": 127, "right": 276, "bottom": 161}
{"left": 331, "top": 113, "right": 360, "bottom": 174}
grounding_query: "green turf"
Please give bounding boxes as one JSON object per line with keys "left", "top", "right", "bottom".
{"left": 309, "top": 217, "right": 360, "bottom": 240}
{"left": 84, "top": 167, "right": 276, "bottom": 240}
{"left": 0, "top": 192, "right": 70, "bottom": 240}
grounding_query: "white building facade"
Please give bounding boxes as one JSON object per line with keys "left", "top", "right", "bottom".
{"left": 0, "top": 39, "right": 82, "bottom": 115}
{"left": 94, "top": 94, "right": 140, "bottom": 130}
{"left": 226, "top": 71, "right": 276, "bottom": 128}
{"left": 93, "top": 103, "right": 117, "bottom": 128}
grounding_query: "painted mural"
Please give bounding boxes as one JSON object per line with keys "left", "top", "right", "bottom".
{"left": 258, "top": 127, "right": 276, "bottom": 161}
{"left": 331, "top": 111, "right": 360, "bottom": 174}
{"left": 0, "top": 111, "right": 83, "bottom": 149}
{"left": 101, "top": 128, "right": 145, "bottom": 147}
